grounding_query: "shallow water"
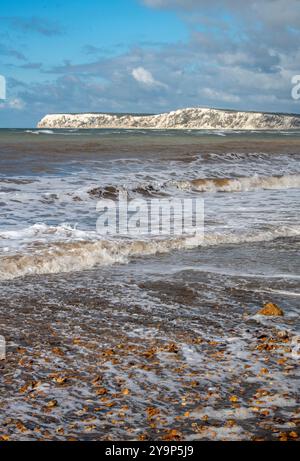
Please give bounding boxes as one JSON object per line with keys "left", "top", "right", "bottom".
{"left": 0, "top": 129, "right": 299, "bottom": 441}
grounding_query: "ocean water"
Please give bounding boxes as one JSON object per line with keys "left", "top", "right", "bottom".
{"left": 0, "top": 128, "right": 299, "bottom": 441}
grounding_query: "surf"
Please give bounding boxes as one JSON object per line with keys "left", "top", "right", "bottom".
{"left": 174, "top": 174, "right": 300, "bottom": 193}
{"left": 1, "top": 224, "right": 299, "bottom": 280}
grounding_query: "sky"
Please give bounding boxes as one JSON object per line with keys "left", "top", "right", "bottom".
{"left": 0, "top": 0, "right": 300, "bottom": 127}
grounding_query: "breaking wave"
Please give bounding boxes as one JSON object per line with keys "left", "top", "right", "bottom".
{"left": 25, "top": 130, "right": 55, "bottom": 135}
{"left": 0, "top": 223, "right": 90, "bottom": 242}
{"left": 84, "top": 174, "right": 300, "bottom": 202}
{"left": 0, "top": 224, "right": 299, "bottom": 280}
{"left": 175, "top": 174, "right": 300, "bottom": 193}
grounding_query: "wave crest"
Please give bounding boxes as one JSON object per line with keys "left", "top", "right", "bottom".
{"left": 175, "top": 174, "right": 300, "bottom": 193}
{"left": 1, "top": 225, "right": 299, "bottom": 280}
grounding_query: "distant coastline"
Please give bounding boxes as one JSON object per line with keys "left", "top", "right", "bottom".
{"left": 37, "top": 107, "right": 300, "bottom": 130}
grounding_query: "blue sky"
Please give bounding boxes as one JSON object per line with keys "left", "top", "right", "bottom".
{"left": 0, "top": 0, "right": 300, "bottom": 127}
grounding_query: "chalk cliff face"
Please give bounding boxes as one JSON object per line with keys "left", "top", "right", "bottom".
{"left": 37, "top": 107, "right": 300, "bottom": 130}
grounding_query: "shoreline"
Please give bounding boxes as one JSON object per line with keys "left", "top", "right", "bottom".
{"left": 0, "top": 250, "right": 299, "bottom": 441}
{"left": 0, "top": 130, "right": 299, "bottom": 442}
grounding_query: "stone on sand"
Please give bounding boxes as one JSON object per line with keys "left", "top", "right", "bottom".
{"left": 257, "top": 302, "right": 284, "bottom": 317}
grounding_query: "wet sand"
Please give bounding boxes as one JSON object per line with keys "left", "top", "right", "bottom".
{"left": 0, "top": 130, "right": 299, "bottom": 441}
{"left": 0, "top": 241, "right": 299, "bottom": 441}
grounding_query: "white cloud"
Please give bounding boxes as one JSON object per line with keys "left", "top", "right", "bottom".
{"left": 132, "top": 67, "right": 168, "bottom": 89}
{"left": 2, "top": 1, "right": 300, "bottom": 126}
{"left": 142, "top": 0, "right": 300, "bottom": 30}
{"left": 202, "top": 88, "right": 241, "bottom": 104}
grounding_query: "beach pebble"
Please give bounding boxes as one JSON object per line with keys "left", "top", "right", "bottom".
{"left": 257, "top": 302, "right": 284, "bottom": 317}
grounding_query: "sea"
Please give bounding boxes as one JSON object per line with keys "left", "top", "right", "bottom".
{"left": 0, "top": 128, "right": 299, "bottom": 441}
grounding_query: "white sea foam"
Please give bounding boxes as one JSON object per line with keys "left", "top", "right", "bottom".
{"left": 83, "top": 174, "right": 300, "bottom": 200}
{"left": 0, "top": 224, "right": 299, "bottom": 280}
{"left": 174, "top": 174, "right": 300, "bottom": 193}
{"left": 25, "top": 129, "right": 54, "bottom": 135}
{"left": 0, "top": 223, "right": 92, "bottom": 241}
{"left": 254, "top": 289, "right": 300, "bottom": 297}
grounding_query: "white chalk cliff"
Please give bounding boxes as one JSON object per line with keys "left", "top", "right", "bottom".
{"left": 37, "top": 107, "right": 300, "bottom": 130}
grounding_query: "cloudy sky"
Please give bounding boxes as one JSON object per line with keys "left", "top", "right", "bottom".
{"left": 0, "top": 0, "right": 299, "bottom": 127}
